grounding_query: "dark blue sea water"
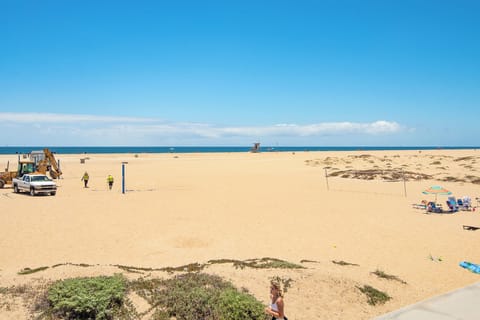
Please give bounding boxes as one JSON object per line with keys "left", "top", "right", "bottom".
{"left": 0, "top": 146, "right": 478, "bottom": 155}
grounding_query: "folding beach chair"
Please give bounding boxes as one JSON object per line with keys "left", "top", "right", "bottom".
{"left": 426, "top": 202, "right": 443, "bottom": 213}
{"left": 446, "top": 197, "right": 458, "bottom": 212}
{"left": 462, "top": 196, "right": 472, "bottom": 210}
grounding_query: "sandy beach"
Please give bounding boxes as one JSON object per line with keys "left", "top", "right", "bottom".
{"left": 1, "top": 149, "right": 479, "bottom": 319}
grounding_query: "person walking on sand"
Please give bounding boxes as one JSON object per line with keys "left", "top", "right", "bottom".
{"left": 107, "top": 174, "right": 114, "bottom": 190}
{"left": 265, "top": 280, "right": 287, "bottom": 320}
{"left": 81, "top": 171, "right": 89, "bottom": 188}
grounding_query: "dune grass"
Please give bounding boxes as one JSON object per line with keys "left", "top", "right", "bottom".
{"left": 371, "top": 269, "right": 407, "bottom": 284}
{"left": 357, "top": 285, "right": 391, "bottom": 306}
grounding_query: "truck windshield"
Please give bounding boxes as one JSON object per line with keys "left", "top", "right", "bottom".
{"left": 31, "top": 176, "right": 51, "bottom": 182}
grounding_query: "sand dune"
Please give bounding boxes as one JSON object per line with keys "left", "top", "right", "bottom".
{"left": 1, "top": 149, "right": 479, "bottom": 319}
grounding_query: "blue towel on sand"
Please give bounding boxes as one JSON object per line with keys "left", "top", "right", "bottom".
{"left": 459, "top": 261, "right": 480, "bottom": 274}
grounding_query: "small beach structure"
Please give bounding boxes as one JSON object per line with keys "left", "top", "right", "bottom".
{"left": 250, "top": 142, "right": 260, "bottom": 153}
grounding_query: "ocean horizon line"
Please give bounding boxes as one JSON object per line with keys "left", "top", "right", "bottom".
{"left": 1, "top": 146, "right": 479, "bottom": 155}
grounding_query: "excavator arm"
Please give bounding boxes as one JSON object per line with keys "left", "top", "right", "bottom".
{"left": 44, "top": 149, "right": 61, "bottom": 176}
{"left": 44, "top": 148, "right": 62, "bottom": 179}
{"left": 36, "top": 149, "right": 62, "bottom": 179}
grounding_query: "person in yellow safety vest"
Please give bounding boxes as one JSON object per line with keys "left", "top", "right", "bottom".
{"left": 107, "top": 174, "right": 114, "bottom": 190}
{"left": 81, "top": 171, "right": 89, "bottom": 188}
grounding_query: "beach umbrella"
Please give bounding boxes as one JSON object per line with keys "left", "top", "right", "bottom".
{"left": 422, "top": 185, "right": 452, "bottom": 203}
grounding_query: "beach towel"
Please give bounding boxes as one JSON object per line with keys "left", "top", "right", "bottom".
{"left": 459, "top": 261, "right": 480, "bottom": 274}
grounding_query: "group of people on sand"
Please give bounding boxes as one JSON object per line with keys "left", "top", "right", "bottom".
{"left": 81, "top": 171, "right": 114, "bottom": 190}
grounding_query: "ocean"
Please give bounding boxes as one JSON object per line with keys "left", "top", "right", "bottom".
{"left": 0, "top": 146, "right": 478, "bottom": 155}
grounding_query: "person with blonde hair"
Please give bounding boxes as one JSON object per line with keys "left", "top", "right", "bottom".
{"left": 265, "top": 280, "right": 287, "bottom": 320}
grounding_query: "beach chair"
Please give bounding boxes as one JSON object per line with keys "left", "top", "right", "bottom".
{"left": 446, "top": 197, "right": 458, "bottom": 212}
{"left": 426, "top": 202, "right": 443, "bottom": 213}
{"left": 461, "top": 196, "right": 472, "bottom": 210}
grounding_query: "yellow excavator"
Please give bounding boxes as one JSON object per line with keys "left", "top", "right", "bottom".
{"left": 0, "top": 148, "right": 62, "bottom": 188}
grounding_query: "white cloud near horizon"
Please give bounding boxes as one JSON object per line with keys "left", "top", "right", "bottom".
{"left": 0, "top": 112, "right": 404, "bottom": 145}
{"left": 0, "top": 112, "right": 157, "bottom": 123}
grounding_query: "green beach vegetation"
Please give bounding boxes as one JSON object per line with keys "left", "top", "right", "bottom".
{"left": 33, "top": 273, "right": 267, "bottom": 320}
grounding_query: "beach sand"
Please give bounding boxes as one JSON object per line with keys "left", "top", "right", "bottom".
{"left": 1, "top": 149, "right": 479, "bottom": 319}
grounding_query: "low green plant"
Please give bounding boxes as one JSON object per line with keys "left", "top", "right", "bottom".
{"left": 161, "top": 262, "right": 206, "bottom": 273}
{"left": 332, "top": 260, "right": 359, "bottom": 266}
{"left": 130, "top": 273, "right": 267, "bottom": 320}
{"left": 357, "top": 285, "right": 391, "bottom": 306}
{"left": 217, "top": 288, "right": 266, "bottom": 320}
{"left": 233, "top": 257, "right": 304, "bottom": 270}
{"left": 207, "top": 258, "right": 239, "bottom": 265}
{"left": 209, "top": 257, "right": 304, "bottom": 270}
{"left": 115, "top": 264, "right": 156, "bottom": 273}
{"left": 18, "top": 266, "right": 49, "bottom": 275}
{"left": 371, "top": 269, "right": 407, "bottom": 284}
{"left": 14, "top": 259, "right": 298, "bottom": 319}
{"left": 114, "top": 257, "right": 302, "bottom": 275}
{"left": 300, "top": 259, "right": 319, "bottom": 263}
{"left": 47, "top": 274, "right": 126, "bottom": 320}
{"left": 161, "top": 278, "right": 217, "bottom": 320}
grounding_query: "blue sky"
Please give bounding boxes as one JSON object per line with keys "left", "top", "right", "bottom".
{"left": 1, "top": 0, "right": 479, "bottom": 146}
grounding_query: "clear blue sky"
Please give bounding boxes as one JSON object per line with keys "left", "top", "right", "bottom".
{"left": 1, "top": 0, "right": 479, "bottom": 146}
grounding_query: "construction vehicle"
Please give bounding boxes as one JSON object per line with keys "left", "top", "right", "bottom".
{"left": 0, "top": 148, "right": 62, "bottom": 188}
{"left": 0, "top": 159, "right": 36, "bottom": 188}
{"left": 35, "top": 148, "right": 62, "bottom": 179}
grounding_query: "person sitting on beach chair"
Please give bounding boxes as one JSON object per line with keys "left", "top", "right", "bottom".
{"left": 427, "top": 202, "right": 443, "bottom": 213}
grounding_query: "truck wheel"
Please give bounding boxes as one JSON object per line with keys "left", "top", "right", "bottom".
{"left": 14, "top": 184, "right": 19, "bottom": 193}
{"left": 0, "top": 179, "right": 5, "bottom": 189}
{"left": 30, "top": 187, "right": 35, "bottom": 196}
{"left": 51, "top": 191, "right": 56, "bottom": 196}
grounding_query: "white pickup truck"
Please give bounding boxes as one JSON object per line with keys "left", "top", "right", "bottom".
{"left": 12, "top": 174, "right": 57, "bottom": 196}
